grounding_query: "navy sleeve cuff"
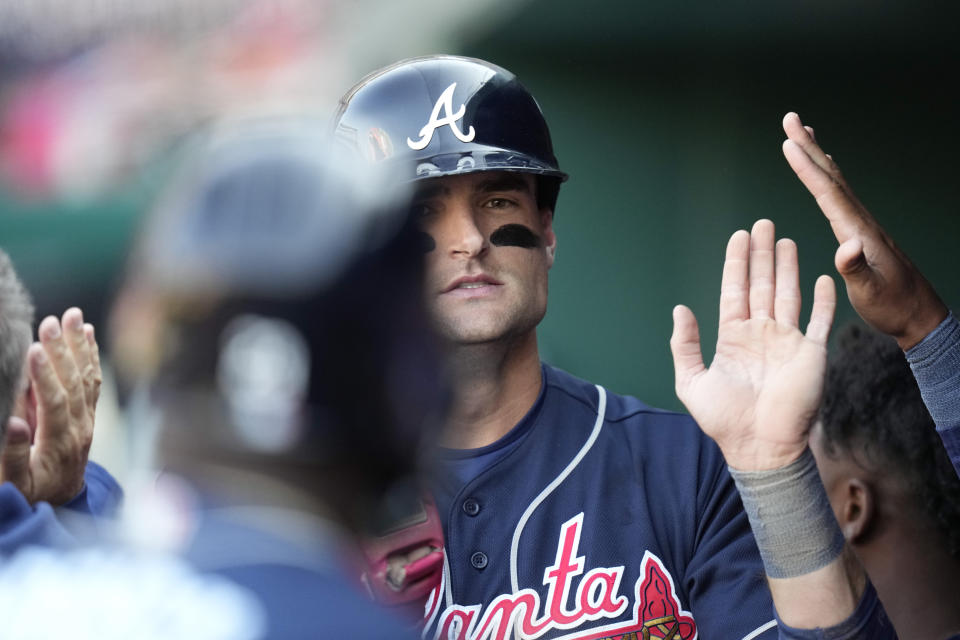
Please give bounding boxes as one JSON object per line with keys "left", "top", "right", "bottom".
{"left": 775, "top": 581, "right": 897, "bottom": 640}
{"left": 58, "top": 461, "right": 124, "bottom": 518}
{"left": 905, "top": 312, "right": 960, "bottom": 430}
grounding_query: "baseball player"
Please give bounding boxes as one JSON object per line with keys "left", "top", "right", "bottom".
{"left": 811, "top": 323, "right": 960, "bottom": 640}
{"left": 333, "top": 56, "right": 895, "bottom": 639}
{"left": 106, "top": 114, "right": 445, "bottom": 638}
{"left": 784, "top": 112, "right": 960, "bottom": 639}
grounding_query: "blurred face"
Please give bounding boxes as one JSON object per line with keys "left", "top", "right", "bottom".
{"left": 413, "top": 172, "right": 556, "bottom": 345}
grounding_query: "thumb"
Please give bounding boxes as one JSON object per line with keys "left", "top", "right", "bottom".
{"left": 834, "top": 237, "right": 872, "bottom": 283}
{"left": 670, "top": 305, "right": 705, "bottom": 398}
{"left": 1, "top": 417, "right": 33, "bottom": 497}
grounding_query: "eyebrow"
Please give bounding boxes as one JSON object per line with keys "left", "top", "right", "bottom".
{"left": 411, "top": 173, "right": 531, "bottom": 201}
{"left": 412, "top": 183, "right": 449, "bottom": 201}
{"left": 475, "top": 174, "right": 531, "bottom": 194}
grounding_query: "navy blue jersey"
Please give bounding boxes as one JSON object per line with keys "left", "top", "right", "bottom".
{"left": 58, "top": 460, "right": 124, "bottom": 522}
{"left": 426, "top": 364, "right": 776, "bottom": 639}
{"left": 0, "top": 479, "right": 421, "bottom": 639}
{"left": 1, "top": 461, "right": 123, "bottom": 555}
{"left": 426, "top": 364, "right": 895, "bottom": 640}
{"left": 0, "top": 483, "right": 74, "bottom": 554}
{"left": 183, "top": 502, "right": 422, "bottom": 640}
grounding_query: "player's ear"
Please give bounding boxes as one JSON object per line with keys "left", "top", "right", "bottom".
{"left": 837, "top": 477, "right": 874, "bottom": 544}
{"left": 540, "top": 208, "right": 557, "bottom": 267}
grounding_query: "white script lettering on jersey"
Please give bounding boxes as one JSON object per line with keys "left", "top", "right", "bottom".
{"left": 406, "top": 83, "right": 476, "bottom": 150}
{"left": 432, "top": 513, "right": 697, "bottom": 640}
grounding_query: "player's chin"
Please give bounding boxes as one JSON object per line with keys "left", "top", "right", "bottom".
{"left": 438, "top": 323, "right": 510, "bottom": 345}
{"left": 429, "top": 310, "right": 506, "bottom": 344}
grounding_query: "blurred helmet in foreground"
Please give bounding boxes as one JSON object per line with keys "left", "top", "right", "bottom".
{"left": 121, "top": 115, "right": 446, "bottom": 494}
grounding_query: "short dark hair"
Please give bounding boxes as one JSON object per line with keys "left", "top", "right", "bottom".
{"left": 0, "top": 250, "right": 34, "bottom": 435}
{"left": 819, "top": 322, "right": 960, "bottom": 556}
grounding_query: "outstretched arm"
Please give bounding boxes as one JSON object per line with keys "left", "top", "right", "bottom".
{"left": 781, "top": 111, "right": 947, "bottom": 350}
{"left": 783, "top": 112, "right": 959, "bottom": 477}
{"left": 671, "top": 219, "right": 870, "bottom": 632}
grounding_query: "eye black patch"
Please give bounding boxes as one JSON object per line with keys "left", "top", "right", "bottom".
{"left": 417, "top": 231, "right": 437, "bottom": 253}
{"left": 490, "top": 224, "right": 541, "bottom": 249}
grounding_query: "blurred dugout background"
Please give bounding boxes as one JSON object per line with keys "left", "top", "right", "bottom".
{"left": 0, "top": 0, "right": 957, "bottom": 482}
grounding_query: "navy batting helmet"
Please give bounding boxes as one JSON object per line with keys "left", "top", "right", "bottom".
{"left": 122, "top": 115, "right": 446, "bottom": 488}
{"left": 332, "top": 55, "right": 568, "bottom": 212}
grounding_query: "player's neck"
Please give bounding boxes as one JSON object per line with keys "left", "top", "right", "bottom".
{"left": 440, "top": 330, "right": 543, "bottom": 450}
{"left": 857, "top": 515, "right": 960, "bottom": 639}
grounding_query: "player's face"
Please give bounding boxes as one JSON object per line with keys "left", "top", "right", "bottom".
{"left": 413, "top": 171, "right": 556, "bottom": 345}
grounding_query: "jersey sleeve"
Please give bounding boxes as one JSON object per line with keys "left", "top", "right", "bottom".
{"left": 774, "top": 581, "right": 898, "bottom": 639}
{"left": 905, "top": 312, "right": 960, "bottom": 478}
{"left": 58, "top": 460, "right": 124, "bottom": 519}
{"left": 683, "top": 441, "right": 778, "bottom": 638}
{"left": 0, "top": 483, "right": 75, "bottom": 553}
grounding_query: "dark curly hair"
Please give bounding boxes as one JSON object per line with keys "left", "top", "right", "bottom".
{"left": 819, "top": 322, "right": 960, "bottom": 557}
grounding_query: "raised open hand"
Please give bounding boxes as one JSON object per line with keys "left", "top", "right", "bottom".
{"left": 1, "top": 307, "right": 101, "bottom": 505}
{"left": 671, "top": 219, "right": 836, "bottom": 471}
{"left": 782, "top": 112, "right": 947, "bottom": 350}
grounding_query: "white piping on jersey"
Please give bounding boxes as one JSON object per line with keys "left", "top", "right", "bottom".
{"left": 442, "top": 549, "right": 454, "bottom": 608}
{"left": 509, "top": 384, "right": 608, "bottom": 593}
{"left": 741, "top": 619, "right": 777, "bottom": 639}
{"left": 423, "top": 553, "right": 448, "bottom": 639}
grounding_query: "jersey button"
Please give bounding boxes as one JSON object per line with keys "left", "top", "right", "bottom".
{"left": 470, "top": 552, "right": 488, "bottom": 570}
{"left": 462, "top": 498, "right": 481, "bottom": 516}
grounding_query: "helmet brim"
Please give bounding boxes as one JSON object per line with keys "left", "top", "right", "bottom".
{"left": 405, "top": 146, "right": 568, "bottom": 183}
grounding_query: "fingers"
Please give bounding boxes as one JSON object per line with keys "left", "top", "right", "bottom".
{"left": 774, "top": 238, "right": 801, "bottom": 328}
{"left": 670, "top": 304, "right": 705, "bottom": 397}
{"left": 83, "top": 322, "right": 102, "bottom": 420}
{"left": 62, "top": 308, "right": 100, "bottom": 417}
{"left": 719, "top": 230, "right": 750, "bottom": 324}
{"left": 782, "top": 113, "right": 867, "bottom": 244}
{"left": 0, "top": 417, "right": 33, "bottom": 494}
{"left": 28, "top": 337, "right": 72, "bottom": 441}
{"left": 38, "top": 314, "right": 89, "bottom": 425}
{"left": 782, "top": 112, "right": 837, "bottom": 178}
{"left": 86, "top": 323, "right": 102, "bottom": 397}
{"left": 805, "top": 275, "right": 836, "bottom": 346}
{"left": 62, "top": 308, "right": 91, "bottom": 371}
{"left": 85, "top": 324, "right": 100, "bottom": 377}
{"left": 749, "top": 219, "right": 776, "bottom": 320}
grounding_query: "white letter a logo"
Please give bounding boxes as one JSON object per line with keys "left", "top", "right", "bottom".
{"left": 407, "top": 83, "right": 476, "bottom": 150}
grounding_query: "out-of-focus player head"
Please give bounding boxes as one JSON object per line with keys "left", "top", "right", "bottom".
{"left": 114, "top": 115, "right": 447, "bottom": 530}
{"left": 811, "top": 324, "right": 960, "bottom": 558}
{"left": 0, "top": 249, "right": 34, "bottom": 436}
{"left": 332, "top": 56, "right": 567, "bottom": 346}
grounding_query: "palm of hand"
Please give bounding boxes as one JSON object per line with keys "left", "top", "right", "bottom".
{"left": 671, "top": 220, "right": 835, "bottom": 472}
{"left": 687, "top": 318, "right": 826, "bottom": 471}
